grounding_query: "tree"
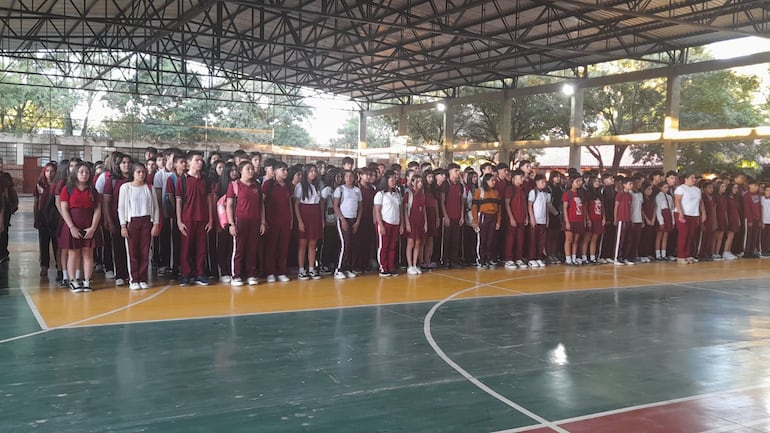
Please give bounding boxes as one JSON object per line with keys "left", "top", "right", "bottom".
{"left": 331, "top": 113, "right": 397, "bottom": 149}
{"left": 630, "top": 69, "right": 768, "bottom": 174}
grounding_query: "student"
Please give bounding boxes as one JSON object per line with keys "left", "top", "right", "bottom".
{"left": 404, "top": 174, "right": 427, "bottom": 275}
{"left": 743, "top": 179, "right": 762, "bottom": 258}
{"left": 614, "top": 178, "right": 634, "bottom": 265}
{"left": 176, "top": 151, "right": 214, "bottom": 286}
{"left": 640, "top": 182, "right": 656, "bottom": 261}
{"left": 319, "top": 169, "right": 341, "bottom": 275}
{"left": 722, "top": 183, "right": 742, "bottom": 260}
{"left": 207, "top": 160, "right": 225, "bottom": 279}
{"left": 33, "top": 162, "right": 58, "bottom": 277}
{"left": 627, "top": 177, "right": 644, "bottom": 263}
{"left": 761, "top": 185, "right": 770, "bottom": 258}
{"left": 527, "top": 174, "right": 550, "bottom": 268}
{"left": 164, "top": 154, "right": 187, "bottom": 279}
{"left": 504, "top": 169, "right": 528, "bottom": 269}
{"left": 462, "top": 170, "right": 478, "bottom": 265}
{"left": 226, "top": 161, "right": 266, "bottom": 286}
{"left": 712, "top": 181, "right": 728, "bottom": 260}
{"left": 332, "top": 169, "right": 362, "bottom": 279}
{"left": 546, "top": 170, "right": 565, "bottom": 264}
{"left": 59, "top": 163, "right": 102, "bottom": 292}
{"left": 103, "top": 153, "right": 133, "bottom": 286}
{"left": 440, "top": 163, "right": 465, "bottom": 268}
{"left": 599, "top": 173, "right": 616, "bottom": 263}
{"left": 562, "top": 176, "right": 586, "bottom": 266}
{"left": 421, "top": 171, "right": 440, "bottom": 270}
{"left": 0, "top": 157, "right": 18, "bottom": 264}
{"left": 263, "top": 161, "right": 293, "bottom": 283}
{"left": 471, "top": 173, "right": 502, "bottom": 269}
{"left": 698, "top": 181, "right": 717, "bottom": 261}
{"left": 353, "top": 167, "right": 377, "bottom": 274}
{"left": 654, "top": 182, "right": 674, "bottom": 261}
{"left": 153, "top": 149, "right": 178, "bottom": 277}
{"left": 674, "top": 173, "right": 704, "bottom": 264}
{"left": 52, "top": 160, "right": 72, "bottom": 285}
{"left": 374, "top": 170, "right": 403, "bottom": 277}
{"left": 294, "top": 163, "right": 323, "bottom": 280}
{"left": 582, "top": 176, "right": 605, "bottom": 265}
{"left": 118, "top": 162, "right": 161, "bottom": 290}
{"left": 215, "top": 162, "right": 238, "bottom": 282}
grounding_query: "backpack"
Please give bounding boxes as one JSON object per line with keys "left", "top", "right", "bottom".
{"left": 163, "top": 172, "right": 187, "bottom": 215}
{"left": 43, "top": 191, "right": 60, "bottom": 229}
{"left": 216, "top": 181, "right": 238, "bottom": 229}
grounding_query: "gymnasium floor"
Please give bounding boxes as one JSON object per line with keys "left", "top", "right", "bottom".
{"left": 1, "top": 199, "right": 769, "bottom": 433}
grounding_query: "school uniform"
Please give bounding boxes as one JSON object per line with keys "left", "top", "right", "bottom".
{"left": 563, "top": 189, "right": 586, "bottom": 235}
{"left": 715, "top": 194, "right": 729, "bottom": 233}
{"left": 441, "top": 181, "right": 465, "bottom": 267}
{"left": 600, "top": 185, "right": 617, "bottom": 260}
{"left": 118, "top": 182, "right": 159, "bottom": 284}
{"left": 34, "top": 180, "right": 57, "bottom": 269}
{"left": 294, "top": 183, "right": 323, "bottom": 241}
{"left": 177, "top": 173, "right": 210, "bottom": 279}
{"left": 374, "top": 189, "right": 402, "bottom": 274}
{"left": 640, "top": 196, "right": 656, "bottom": 258}
{"left": 699, "top": 194, "right": 717, "bottom": 259}
{"left": 674, "top": 184, "right": 702, "bottom": 259}
{"left": 165, "top": 174, "right": 182, "bottom": 276}
{"left": 627, "top": 191, "right": 643, "bottom": 260}
{"left": 228, "top": 180, "right": 263, "bottom": 280}
{"left": 528, "top": 188, "right": 550, "bottom": 261}
{"left": 471, "top": 187, "right": 501, "bottom": 266}
{"left": 656, "top": 191, "right": 674, "bottom": 233}
{"left": 743, "top": 191, "right": 762, "bottom": 257}
{"left": 761, "top": 196, "right": 770, "bottom": 255}
{"left": 334, "top": 185, "right": 362, "bottom": 273}
{"left": 615, "top": 191, "right": 632, "bottom": 261}
{"left": 505, "top": 183, "right": 528, "bottom": 263}
{"left": 153, "top": 168, "right": 174, "bottom": 273}
{"left": 213, "top": 182, "right": 233, "bottom": 278}
{"left": 59, "top": 186, "right": 102, "bottom": 250}
{"left": 263, "top": 179, "right": 293, "bottom": 277}
{"left": 353, "top": 183, "right": 377, "bottom": 272}
{"left": 104, "top": 175, "right": 130, "bottom": 281}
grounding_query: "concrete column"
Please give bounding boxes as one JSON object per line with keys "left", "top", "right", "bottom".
{"left": 568, "top": 87, "right": 584, "bottom": 170}
{"left": 398, "top": 106, "right": 408, "bottom": 136}
{"left": 16, "top": 142, "right": 24, "bottom": 165}
{"left": 443, "top": 104, "right": 454, "bottom": 165}
{"left": 663, "top": 74, "right": 681, "bottom": 173}
{"left": 499, "top": 89, "right": 513, "bottom": 167}
{"left": 357, "top": 111, "right": 367, "bottom": 168}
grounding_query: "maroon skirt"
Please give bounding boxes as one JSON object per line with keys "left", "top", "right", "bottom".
{"left": 658, "top": 209, "right": 674, "bottom": 233}
{"left": 298, "top": 203, "right": 323, "bottom": 241}
{"left": 59, "top": 207, "right": 102, "bottom": 249}
{"left": 563, "top": 220, "right": 586, "bottom": 235}
{"left": 588, "top": 218, "right": 603, "bottom": 235}
{"left": 407, "top": 207, "right": 427, "bottom": 240}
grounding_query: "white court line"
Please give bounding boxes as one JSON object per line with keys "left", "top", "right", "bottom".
{"left": 0, "top": 284, "right": 172, "bottom": 345}
{"left": 424, "top": 275, "right": 570, "bottom": 433}
{"left": 21, "top": 288, "right": 48, "bottom": 330}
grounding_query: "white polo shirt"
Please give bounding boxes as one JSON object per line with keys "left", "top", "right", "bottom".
{"left": 528, "top": 188, "right": 550, "bottom": 225}
{"left": 333, "top": 185, "right": 362, "bottom": 219}
{"left": 674, "top": 184, "right": 701, "bottom": 217}
{"left": 374, "top": 190, "right": 402, "bottom": 225}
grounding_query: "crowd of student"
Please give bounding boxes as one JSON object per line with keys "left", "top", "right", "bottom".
{"left": 11, "top": 148, "right": 770, "bottom": 294}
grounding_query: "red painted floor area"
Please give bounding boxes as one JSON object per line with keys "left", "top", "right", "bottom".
{"left": 515, "top": 386, "right": 770, "bottom": 433}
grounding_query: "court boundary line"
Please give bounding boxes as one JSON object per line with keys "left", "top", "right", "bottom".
{"left": 0, "top": 284, "right": 171, "bottom": 345}
{"left": 490, "top": 382, "right": 770, "bottom": 433}
{"left": 699, "top": 415, "right": 770, "bottom": 433}
{"left": 21, "top": 287, "right": 48, "bottom": 330}
{"left": 424, "top": 274, "right": 570, "bottom": 433}
{"left": 36, "top": 271, "right": 770, "bottom": 329}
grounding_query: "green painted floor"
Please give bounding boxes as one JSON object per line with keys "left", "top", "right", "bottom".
{"left": 2, "top": 279, "right": 769, "bottom": 432}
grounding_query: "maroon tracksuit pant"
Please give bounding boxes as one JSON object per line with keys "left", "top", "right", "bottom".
{"left": 217, "top": 230, "right": 233, "bottom": 277}
{"left": 745, "top": 220, "right": 761, "bottom": 256}
{"left": 442, "top": 218, "right": 462, "bottom": 266}
{"left": 504, "top": 221, "right": 525, "bottom": 262}
{"left": 676, "top": 215, "right": 700, "bottom": 259}
{"left": 353, "top": 220, "right": 375, "bottom": 271}
{"left": 125, "top": 216, "right": 152, "bottom": 284}
{"left": 111, "top": 217, "right": 129, "bottom": 280}
{"left": 180, "top": 220, "right": 207, "bottom": 278}
{"left": 232, "top": 218, "right": 259, "bottom": 279}
{"left": 477, "top": 213, "right": 497, "bottom": 265}
{"left": 336, "top": 218, "right": 356, "bottom": 273}
{"left": 264, "top": 223, "right": 291, "bottom": 277}
{"left": 377, "top": 222, "right": 399, "bottom": 274}
{"left": 529, "top": 224, "right": 547, "bottom": 261}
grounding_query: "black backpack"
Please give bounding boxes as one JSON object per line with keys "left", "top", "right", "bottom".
{"left": 43, "top": 193, "right": 60, "bottom": 229}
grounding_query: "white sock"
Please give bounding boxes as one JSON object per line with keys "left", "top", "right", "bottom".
{"left": 62, "top": 270, "right": 69, "bottom": 280}
{"left": 571, "top": 255, "right": 577, "bottom": 263}
{"left": 662, "top": 249, "right": 667, "bottom": 257}
{"left": 76, "top": 269, "right": 82, "bottom": 280}
{"left": 590, "top": 255, "right": 596, "bottom": 261}
{"left": 309, "top": 267, "right": 315, "bottom": 272}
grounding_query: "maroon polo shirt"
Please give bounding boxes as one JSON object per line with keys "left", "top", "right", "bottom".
{"left": 263, "top": 179, "right": 292, "bottom": 227}
{"left": 227, "top": 180, "right": 262, "bottom": 221}
{"left": 176, "top": 173, "right": 209, "bottom": 223}
{"left": 442, "top": 181, "right": 464, "bottom": 220}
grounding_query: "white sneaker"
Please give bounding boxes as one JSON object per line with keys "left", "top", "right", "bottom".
{"left": 536, "top": 260, "right": 546, "bottom": 267}
{"left": 598, "top": 258, "right": 608, "bottom": 264}
{"left": 504, "top": 261, "right": 517, "bottom": 269}
{"left": 219, "top": 275, "right": 232, "bottom": 283}
{"left": 416, "top": 267, "right": 423, "bottom": 274}
{"left": 712, "top": 254, "right": 722, "bottom": 261}
{"left": 266, "top": 274, "right": 276, "bottom": 283}
{"left": 231, "top": 278, "right": 244, "bottom": 286}
{"left": 527, "top": 260, "right": 537, "bottom": 268}
{"left": 139, "top": 282, "right": 150, "bottom": 290}
{"left": 105, "top": 271, "right": 115, "bottom": 279}
{"left": 115, "top": 278, "right": 126, "bottom": 286}
{"left": 407, "top": 266, "right": 419, "bottom": 275}
{"left": 345, "top": 271, "right": 357, "bottom": 278}
{"left": 129, "top": 282, "right": 141, "bottom": 290}
{"left": 615, "top": 260, "right": 625, "bottom": 266}
{"left": 334, "top": 271, "right": 347, "bottom": 279}
{"left": 247, "top": 277, "right": 258, "bottom": 285}
{"left": 515, "top": 259, "right": 527, "bottom": 269}
{"left": 277, "top": 275, "right": 290, "bottom": 282}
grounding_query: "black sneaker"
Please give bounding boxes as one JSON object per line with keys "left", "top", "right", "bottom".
{"left": 60, "top": 279, "right": 69, "bottom": 288}
{"left": 180, "top": 277, "right": 191, "bottom": 286}
{"left": 309, "top": 270, "right": 321, "bottom": 280}
{"left": 297, "top": 270, "right": 310, "bottom": 280}
{"left": 194, "top": 276, "right": 210, "bottom": 286}
{"left": 69, "top": 281, "right": 83, "bottom": 293}
{"left": 379, "top": 271, "right": 390, "bottom": 277}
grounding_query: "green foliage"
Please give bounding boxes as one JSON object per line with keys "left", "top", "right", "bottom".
{"left": 332, "top": 113, "right": 396, "bottom": 149}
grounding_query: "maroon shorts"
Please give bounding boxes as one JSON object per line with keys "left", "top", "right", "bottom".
{"left": 298, "top": 203, "right": 322, "bottom": 241}
{"left": 658, "top": 209, "right": 674, "bottom": 233}
{"left": 407, "top": 211, "right": 427, "bottom": 240}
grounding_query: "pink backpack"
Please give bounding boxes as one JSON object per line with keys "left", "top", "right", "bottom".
{"left": 216, "top": 181, "right": 239, "bottom": 229}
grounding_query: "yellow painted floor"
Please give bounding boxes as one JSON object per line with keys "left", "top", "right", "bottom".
{"left": 26, "top": 258, "right": 770, "bottom": 329}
